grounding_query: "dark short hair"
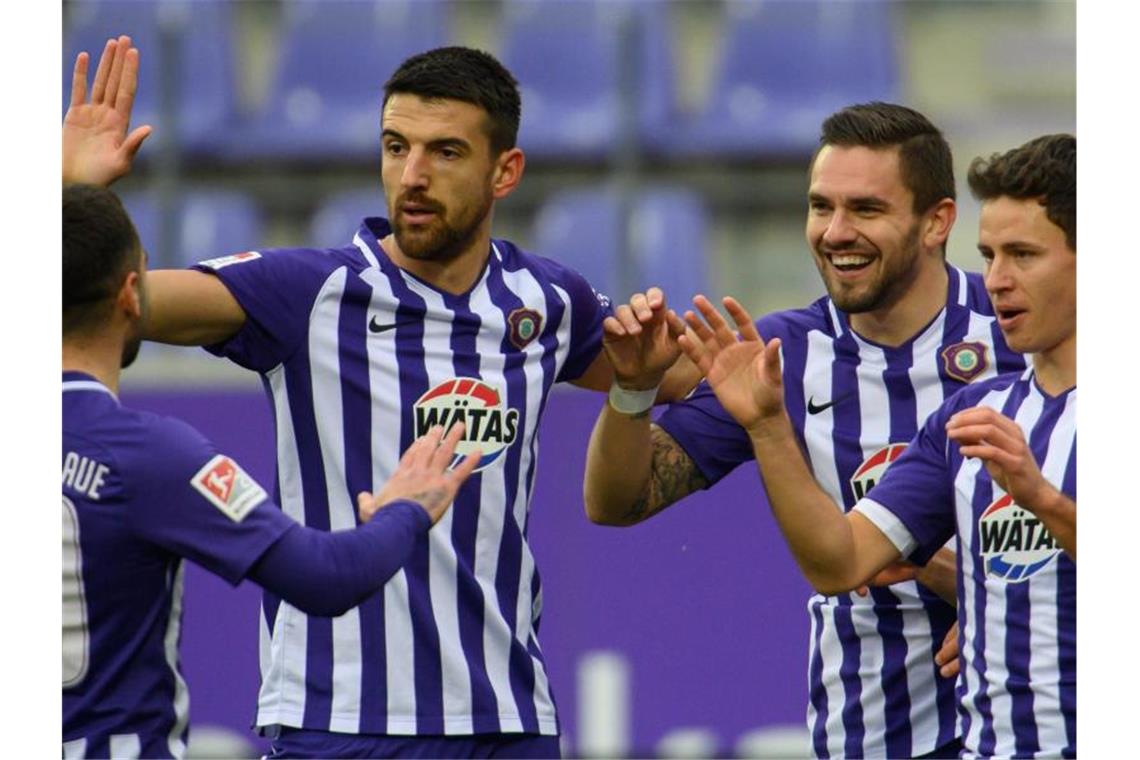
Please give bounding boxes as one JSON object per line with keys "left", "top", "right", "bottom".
{"left": 62, "top": 184, "right": 141, "bottom": 335}
{"left": 816, "top": 102, "right": 956, "bottom": 215}
{"left": 967, "top": 134, "right": 1076, "bottom": 250}
{"left": 383, "top": 46, "right": 521, "bottom": 155}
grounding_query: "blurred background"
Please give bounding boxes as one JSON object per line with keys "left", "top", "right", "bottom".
{"left": 62, "top": 0, "right": 1074, "bottom": 757}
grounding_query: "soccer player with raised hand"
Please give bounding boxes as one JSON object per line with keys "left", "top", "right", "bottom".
{"left": 587, "top": 104, "right": 1027, "bottom": 758}
{"left": 678, "top": 134, "right": 1077, "bottom": 758}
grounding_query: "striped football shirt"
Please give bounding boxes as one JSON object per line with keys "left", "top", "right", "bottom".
{"left": 62, "top": 372, "right": 290, "bottom": 759}
{"left": 855, "top": 368, "right": 1076, "bottom": 758}
{"left": 657, "top": 265, "right": 1026, "bottom": 757}
{"left": 193, "top": 217, "right": 609, "bottom": 736}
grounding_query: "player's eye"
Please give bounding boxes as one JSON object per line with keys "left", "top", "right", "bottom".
{"left": 384, "top": 142, "right": 406, "bottom": 156}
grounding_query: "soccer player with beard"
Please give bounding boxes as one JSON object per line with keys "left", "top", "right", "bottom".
{"left": 64, "top": 38, "right": 695, "bottom": 758}
{"left": 585, "top": 103, "right": 1026, "bottom": 758}
{"left": 63, "top": 181, "right": 477, "bottom": 756}
{"left": 671, "top": 134, "right": 1076, "bottom": 758}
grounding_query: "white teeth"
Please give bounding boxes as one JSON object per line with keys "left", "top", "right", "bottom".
{"left": 831, "top": 255, "right": 871, "bottom": 266}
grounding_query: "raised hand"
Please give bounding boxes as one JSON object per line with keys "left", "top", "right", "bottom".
{"left": 63, "top": 35, "right": 152, "bottom": 186}
{"left": 945, "top": 407, "right": 1050, "bottom": 510}
{"left": 357, "top": 424, "right": 481, "bottom": 525}
{"left": 676, "top": 295, "right": 784, "bottom": 432}
{"left": 602, "top": 286, "right": 687, "bottom": 390}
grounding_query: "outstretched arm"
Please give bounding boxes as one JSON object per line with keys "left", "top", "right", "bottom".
{"left": 63, "top": 35, "right": 152, "bottom": 186}
{"left": 678, "top": 295, "right": 902, "bottom": 594}
{"left": 946, "top": 406, "right": 1075, "bottom": 560}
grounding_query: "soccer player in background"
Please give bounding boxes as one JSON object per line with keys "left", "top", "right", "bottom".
{"left": 63, "top": 179, "right": 478, "bottom": 758}
{"left": 585, "top": 103, "right": 1027, "bottom": 758}
{"left": 676, "top": 134, "right": 1076, "bottom": 758}
{"left": 64, "top": 37, "right": 694, "bottom": 758}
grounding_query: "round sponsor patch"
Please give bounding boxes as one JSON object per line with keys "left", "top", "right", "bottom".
{"left": 414, "top": 378, "right": 519, "bottom": 471}
{"left": 978, "top": 494, "right": 1062, "bottom": 582}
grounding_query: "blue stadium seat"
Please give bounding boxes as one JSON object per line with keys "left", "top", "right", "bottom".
{"left": 236, "top": 0, "right": 447, "bottom": 160}
{"left": 309, "top": 188, "right": 388, "bottom": 249}
{"left": 115, "top": 190, "right": 263, "bottom": 269}
{"left": 63, "top": 0, "right": 239, "bottom": 156}
{"left": 532, "top": 187, "right": 623, "bottom": 297}
{"left": 532, "top": 185, "right": 711, "bottom": 304}
{"left": 670, "top": 0, "right": 901, "bottom": 158}
{"left": 500, "top": 0, "right": 635, "bottom": 161}
{"left": 629, "top": 187, "right": 710, "bottom": 308}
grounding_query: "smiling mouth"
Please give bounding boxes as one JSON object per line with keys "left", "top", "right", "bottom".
{"left": 827, "top": 253, "right": 874, "bottom": 273}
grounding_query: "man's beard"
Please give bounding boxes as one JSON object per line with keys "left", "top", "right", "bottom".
{"left": 819, "top": 223, "right": 922, "bottom": 314}
{"left": 391, "top": 189, "right": 492, "bottom": 263}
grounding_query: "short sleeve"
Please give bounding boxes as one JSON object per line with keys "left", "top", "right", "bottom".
{"left": 852, "top": 398, "right": 961, "bottom": 565}
{"left": 191, "top": 247, "right": 342, "bottom": 373}
{"left": 555, "top": 271, "right": 613, "bottom": 383}
{"left": 122, "top": 415, "right": 293, "bottom": 585}
{"left": 656, "top": 381, "right": 755, "bottom": 485}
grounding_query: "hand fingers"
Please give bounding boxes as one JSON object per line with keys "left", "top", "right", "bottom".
{"left": 70, "top": 51, "right": 89, "bottom": 108}
{"left": 676, "top": 333, "right": 711, "bottom": 376}
{"left": 603, "top": 315, "right": 627, "bottom": 338}
{"left": 90, "top": 38, "right": 118, "bottom": 104}
{"left": 122, "top": 125, "right": 153, "bottom": 161}
{"left": 722, "top": 297, "right": 761, "bottom": 342}
{"left": 761, "top": 338, "right": 783, "bottom": 386}
{"left": 448, "top": 449, "right": 483, "bottom": 485}
{"left": 855, "top": 585, "right": 869, "bottom": 597}
{"left": 629, "top": 292, "right": 653, "bottom": 322}
{"left": 646, "top": 286, "right": 665, "bottom": 310}
{"left": 400, "top": 425, "right": 442, "bottom": 468}
{"left": 946, "top": 422, "right": 1022, "bottom": 453}
{"left": 430, "top": 422, "right": 467, "bottom": 471}
{"left": 682, "top": 308, "right": 718, "bottom": 355}
{"left": 356, "top": 491, "right": 374, "bottom": 519}
{"left": 613, "top": 304, "right": 643, "bottom": 336}
{"left": 102, "top": 36, "right": 132, "bottom": 110}
{"left": 113, "top": 46, "right": 141, "bottom": 119}
{"left": 665, "top": 309, "right": 686, "bottom": 340}
{"left": 691, "top": 295, "right": 735, "bottom": 349}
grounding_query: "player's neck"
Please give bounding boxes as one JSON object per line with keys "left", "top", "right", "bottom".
{"left": 1032, "top": 332, "right": 1076, "bottom": 397}
{"left": 62, "top": 336, "right": 123, "bottom": 395}
{"left": 380, "top": 225, "right": 493, "bottom": 296}
{"left": 848, "top": 258, "right": 948, "bottom": 347}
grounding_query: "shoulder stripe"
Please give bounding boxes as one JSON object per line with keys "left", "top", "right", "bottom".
{"left": 353, "top": 233, "right": 381, "bottom": 270}
{"left": 62, "top": 381, "right": 116, "bottom": 397}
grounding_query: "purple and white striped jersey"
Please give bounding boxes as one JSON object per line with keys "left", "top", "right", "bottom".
{"left": 193, "top": 217, "right": 609, "bottom": 736}
{"left": 62, "top": 372, "right": 291, "bottom": 759}
{"left": 658, "top": 266, "right": 1026, "bottom": 757}
{"left": 854, "top": 368, "right": 1076, "bottom": 758}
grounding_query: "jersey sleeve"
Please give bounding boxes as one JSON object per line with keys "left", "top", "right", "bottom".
{"left": 555, "top": 269, "right": 613, "bottom": 383}
{"left": 121, "top": 415, "right": 293, "bottom": 585}
{"left": 191, "top": 247, "right": 339, "bottom": 373}
{"left": 852, "top": 397, "right": 962, "bottom": 565}
{"left": 655, "top": 381, "right": 755, "bottom": 485}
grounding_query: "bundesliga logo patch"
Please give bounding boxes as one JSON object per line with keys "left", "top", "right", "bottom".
{"left": 197, "top": 251, "right": 262, "bottom": 270}
{"left": 979, "top": 494, "right": 1062, "bottom": 582}
{"left": 414, "top": 378, "right": 519, "bottom": 472}
{"left": 190, "top": 455, "right": 267, "bottom": 522}
{"left": 941, "top": 341, "right": 988, "bottom": 383}
{"left": 507, "top": 307, "right": 543, "bottom": 350}
{"left": 850, "top": 443, "right": 907, "bottom": 500}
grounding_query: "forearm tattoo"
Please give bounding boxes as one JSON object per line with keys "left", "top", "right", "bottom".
{"left": 621, "top": 425, "right": 708, "bottom": 523}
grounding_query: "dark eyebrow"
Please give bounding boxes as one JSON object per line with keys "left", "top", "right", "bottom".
{"left": 381, "top": 129, "right": 472, "bottom": 153}
{"left": 847, "top": 196, "right": 890, "bottom": 210}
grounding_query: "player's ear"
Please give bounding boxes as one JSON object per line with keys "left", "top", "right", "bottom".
{"left": 117, "top": 271, "right": 143, "bottom": 320}
{"left": 922, "top": 198, "right": 956, "bottom": 253}
{"left": 491, "top": 147, "right": 525, "bottom": 200}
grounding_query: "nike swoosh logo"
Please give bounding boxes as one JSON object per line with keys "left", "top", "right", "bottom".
{"left": 807, "top": 393, "right": 854, "bottom": 415}
{"left": 368, "top": 315, "right": 419, "bottom": 334}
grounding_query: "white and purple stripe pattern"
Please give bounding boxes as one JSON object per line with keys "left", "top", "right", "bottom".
{"left": 658, "top": 266, "right": 1025, "bottom": 758}
{"left": 856, "top": 369, "right": 1076, "bottom": 758}
{"left": 216, "top": 221, "right": 605, "bottom": 736}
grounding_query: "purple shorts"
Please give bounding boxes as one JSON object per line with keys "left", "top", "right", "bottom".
{"left": 265, "top": 728, "right": 561, "bottom": 759}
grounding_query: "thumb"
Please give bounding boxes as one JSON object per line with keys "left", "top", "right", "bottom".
{"left": 356, "top": 491, "right": 373, "bottom": 519}
{"left": 122, "top": 124, "right": 152, "bottom": 159}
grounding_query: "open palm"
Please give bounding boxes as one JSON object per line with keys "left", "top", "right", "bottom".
{"left": 63, "top": 36, "right": 152, "bottom": 186}
{"left": 677, "top": 295, "right": 785, "bottom": 431}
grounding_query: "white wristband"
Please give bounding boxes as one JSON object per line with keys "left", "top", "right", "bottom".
{"left": 608, "top": 382, "right": 660, "bottom": 415}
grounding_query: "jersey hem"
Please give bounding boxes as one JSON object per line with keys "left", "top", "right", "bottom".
{"left": 256, "top": 711, "right": 559, "bottom": 736}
